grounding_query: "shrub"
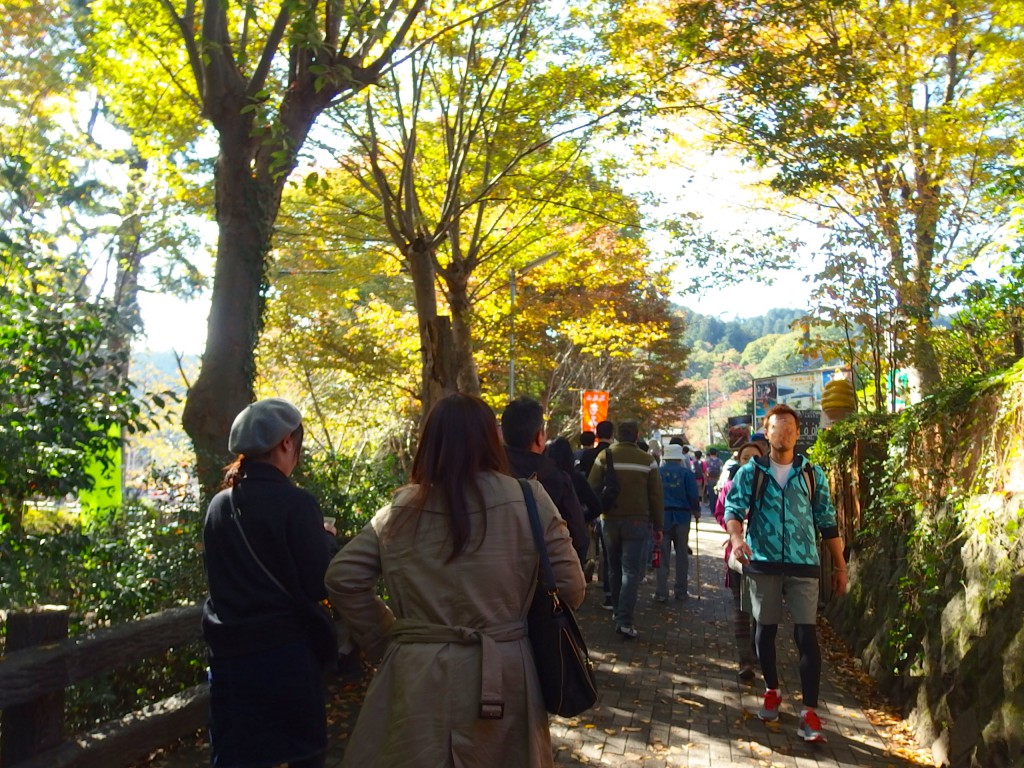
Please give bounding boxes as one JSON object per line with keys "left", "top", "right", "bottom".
{"left": 1, "top": 497, "right": 206, "bottom": 730}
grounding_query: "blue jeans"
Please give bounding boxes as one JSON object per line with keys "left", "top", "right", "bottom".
{"left": 656, "top": 518, "right": 691, "bottom": 598}
{"left": 596, "top": 518, "right": 611, "bottom": 597}
{"left": 640, "top": 523, "right": 654, "bottom": 578}
{"left": 602, "top": 518, "right": 647, "bottom": 627}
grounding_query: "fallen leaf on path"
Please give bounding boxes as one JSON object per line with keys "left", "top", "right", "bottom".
{"left": 676, "top": 697, "right": 704, "bottom": 707}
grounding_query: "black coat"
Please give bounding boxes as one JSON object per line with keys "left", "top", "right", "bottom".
{"left": 569, "top": 470, "right": 603, "bottom": 523}
{"left": 577, "top": 440, "right": 611, "bottom": 478}
{"left": 202, "top": 461, "right": 337, "bottom": 658}
{"left": 202, "top": 460, "right": 338, "bottom": 766}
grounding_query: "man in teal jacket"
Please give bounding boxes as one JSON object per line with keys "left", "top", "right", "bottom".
{"left": 724, "top": 404, "right": 848, "bottom": 743}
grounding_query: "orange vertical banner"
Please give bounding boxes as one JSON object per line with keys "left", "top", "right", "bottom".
{"left": 581, "top": 390, "right": 609, "bottom": 433}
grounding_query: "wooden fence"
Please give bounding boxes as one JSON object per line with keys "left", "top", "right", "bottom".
{"left": 0, "top": 604, "right": 206, "bottom": 768}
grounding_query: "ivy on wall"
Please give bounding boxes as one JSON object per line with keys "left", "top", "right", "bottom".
{"left": 811, "top": 359, "right": 1024, "bottom": 680}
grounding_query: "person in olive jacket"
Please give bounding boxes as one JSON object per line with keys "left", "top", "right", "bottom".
{"left": 588, "top": 420, "right": 663, "bottom": 639}
{"left": 202, "top": 398, "right": 338, "bottom": 768}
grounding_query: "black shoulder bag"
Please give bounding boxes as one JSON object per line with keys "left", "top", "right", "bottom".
{"left": 229, "top": 487, "right": 339, "bottom": 665}
{"left": 519, "top": 479, "right": 598, "bottom": 717}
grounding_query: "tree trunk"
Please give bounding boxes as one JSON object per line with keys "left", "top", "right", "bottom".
{"left": 446, "top": 276, "right": 481, "bottom": 396}
{"left": 169, "top": 0, "right": 426, "bottom": 501}
{"left": 182, "top": 138, "right": 273, "bottom": 499}
{"left": 102, "top": 174, "right": 144, "bottom": 529}
{"left": 407, "top": 239, "right": 456, "bottom": 422}
{"left": 910, "top": 316, "right": 941, "bottom": 394}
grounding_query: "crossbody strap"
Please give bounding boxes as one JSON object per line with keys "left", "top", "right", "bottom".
{"left": 518, "top": 478, "right": 558, "bottom": 598}
{"left": 229, "top": 485, "right": 294, "bottom": 601}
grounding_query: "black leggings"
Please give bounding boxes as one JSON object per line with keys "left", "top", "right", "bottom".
{"left": 754, "top": 623, "right": 821, "bottom": 707}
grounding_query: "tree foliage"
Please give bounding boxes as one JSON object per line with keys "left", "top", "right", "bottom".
{"left": 655, "top": 0, "right": 1024, "bottom": 394}
{"left": 0, "top": 244, "right": 163, "bottom": 535}
{"left": 263, "top": 178, "right": 423, "bottom": 462}
{"left": 476, "top": 224, "right": 693, "bottom": 433}
{"left": 935, "top": 247, "right": 1024, "bottom": 382}
{"left": 82, "top": 0, "right": 428, "bottom": 496}
{"left": 1, "top": 0, "right": 204, "bottom": 320}
{"left": 264, "top": 172, "right": 690, "bottom": 448}
{"left": 307, "top": 0, "right": 633, "bottom": 415}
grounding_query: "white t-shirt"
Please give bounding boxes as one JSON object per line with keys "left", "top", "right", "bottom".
{"left": 770, "top": 459, "right": 792, "bottom": 490}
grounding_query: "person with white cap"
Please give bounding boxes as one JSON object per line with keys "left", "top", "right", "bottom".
{"left": 655, "top": 443, "right": 701, "bottom": 602}
{"left": 202, "top": 398, "right": 338, "bottom": 768}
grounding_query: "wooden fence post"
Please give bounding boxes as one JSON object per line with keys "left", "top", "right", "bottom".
{"left": 1, "top": 605, "right": 69, "bottom": 767}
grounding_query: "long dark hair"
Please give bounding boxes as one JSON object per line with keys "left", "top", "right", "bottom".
{"left": 544, "top": 436, "right": 575, "bottom": 475}
{"left": 409, "top": 393, "right": 511, "bottom": 561}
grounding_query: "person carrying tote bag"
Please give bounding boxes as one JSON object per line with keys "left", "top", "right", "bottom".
{"left": 520, "top": 478, "right": 599, "bottom": 717}
{"left": 325, "top": 393, "right": 586, "bottom": 768}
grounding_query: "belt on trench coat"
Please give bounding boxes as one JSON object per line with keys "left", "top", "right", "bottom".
{"left": 389, "top": 618, "right": 527, "bottom": 720}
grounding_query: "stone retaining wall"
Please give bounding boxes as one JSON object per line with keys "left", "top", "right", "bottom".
{"left": 824, "top": 365, "right": 1024, "bottom": 767}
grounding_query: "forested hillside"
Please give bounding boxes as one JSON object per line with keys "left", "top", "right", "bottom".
{"left": 670, "top": 306, "right": 842, "bottom": 444}
{"left": 679, "top": 307, "right": 806, "bottom": 353}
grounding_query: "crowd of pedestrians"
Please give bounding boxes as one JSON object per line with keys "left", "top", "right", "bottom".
{"left": 200, "top": 396, "right": 848, "bottom": 767}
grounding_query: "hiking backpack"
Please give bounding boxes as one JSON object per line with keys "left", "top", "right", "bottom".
{"left": 748, "top": 455, "right": 816, "bottom": 512}
{"left": 705, "top": 455, "right": 722, "bottom": 479}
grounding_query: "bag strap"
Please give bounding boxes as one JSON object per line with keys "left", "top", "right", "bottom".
{"left": 229, "top": 485, "right": 294, "bottom": 601}
{"left": 749, "top": 456, "right": 769, "bottom": 513}
{"left": 518, "top": 478, "right": 558, "bottom": 597}
{"left": 802, "top": 461, "right": 816, "bottom": 503}
{"left": 748, "top": 456, "right": 817, "bottom": 511}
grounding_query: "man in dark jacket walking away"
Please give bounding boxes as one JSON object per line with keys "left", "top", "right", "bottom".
{"left": 577, "top": 420, "right": 615, "bottom": 605}
{"left": 577, "top": 420, "right": 613, "bottom": 477}
{"left": 502, "top": 397, "right": 589, "bottom": 566}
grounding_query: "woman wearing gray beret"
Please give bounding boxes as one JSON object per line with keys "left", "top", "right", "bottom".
{"left": 201, "top": 398, "right": 338, "bottom": 768}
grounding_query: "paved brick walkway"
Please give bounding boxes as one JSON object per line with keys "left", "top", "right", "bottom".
{"left": 545, "top": 519, "right": 919, "bottom": 767}
{"left": 149, "top": 518, "right": 925, "bottom": 767}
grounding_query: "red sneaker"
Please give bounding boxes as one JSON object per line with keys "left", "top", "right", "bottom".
{"left": 798, "top": 709, "right": 827, "bottom": 742}
{"left": 758, "top": 689, "right": 781, "bottom": 721}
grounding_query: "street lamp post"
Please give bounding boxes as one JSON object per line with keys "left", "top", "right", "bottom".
{"left": 508, "top": 250, "right": 561, "bottom": 399}
{"left": 706, "top": 376, "right": 713, "bottom": 446}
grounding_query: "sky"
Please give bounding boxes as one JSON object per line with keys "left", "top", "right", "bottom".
{"left": 138, "top": 293, "right": 210, "bottom": 355}
{"left": 137, "top": 139, "right": 818, "bottom": 355}
{"left": 137, "top": 250, "right": 816, "bottom": 356}
{"left": 634, "top": 144, "right": 819, "bottom": 321}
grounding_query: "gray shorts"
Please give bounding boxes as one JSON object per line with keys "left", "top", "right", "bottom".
{"left": 745, "top": 574, "right": 819, "bottom": 625}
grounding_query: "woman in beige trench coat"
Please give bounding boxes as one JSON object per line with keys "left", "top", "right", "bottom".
{"left": 325, "top": 393, "right": 586, "bottom": 768}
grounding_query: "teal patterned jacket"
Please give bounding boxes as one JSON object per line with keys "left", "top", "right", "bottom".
{"left": 722, "top": 454, "right": 838, "bottom": 578}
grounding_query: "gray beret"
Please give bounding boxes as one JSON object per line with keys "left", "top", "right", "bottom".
{"left": 228, "top": 398, "right": 302, "bottom": 456}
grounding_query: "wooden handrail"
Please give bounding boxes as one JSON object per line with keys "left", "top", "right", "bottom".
{"left": 10, "top": 685, "right": 209, "bottom": 768}
{"left": 0, "top": 605, "right": 203, "bottom": 710}
{"left": 1, "top": 604, "right": 207, "bottom": 768}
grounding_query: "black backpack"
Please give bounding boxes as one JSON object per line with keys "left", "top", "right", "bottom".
{"left": 598, "top": 446, "right": 620, "bottom": 512}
